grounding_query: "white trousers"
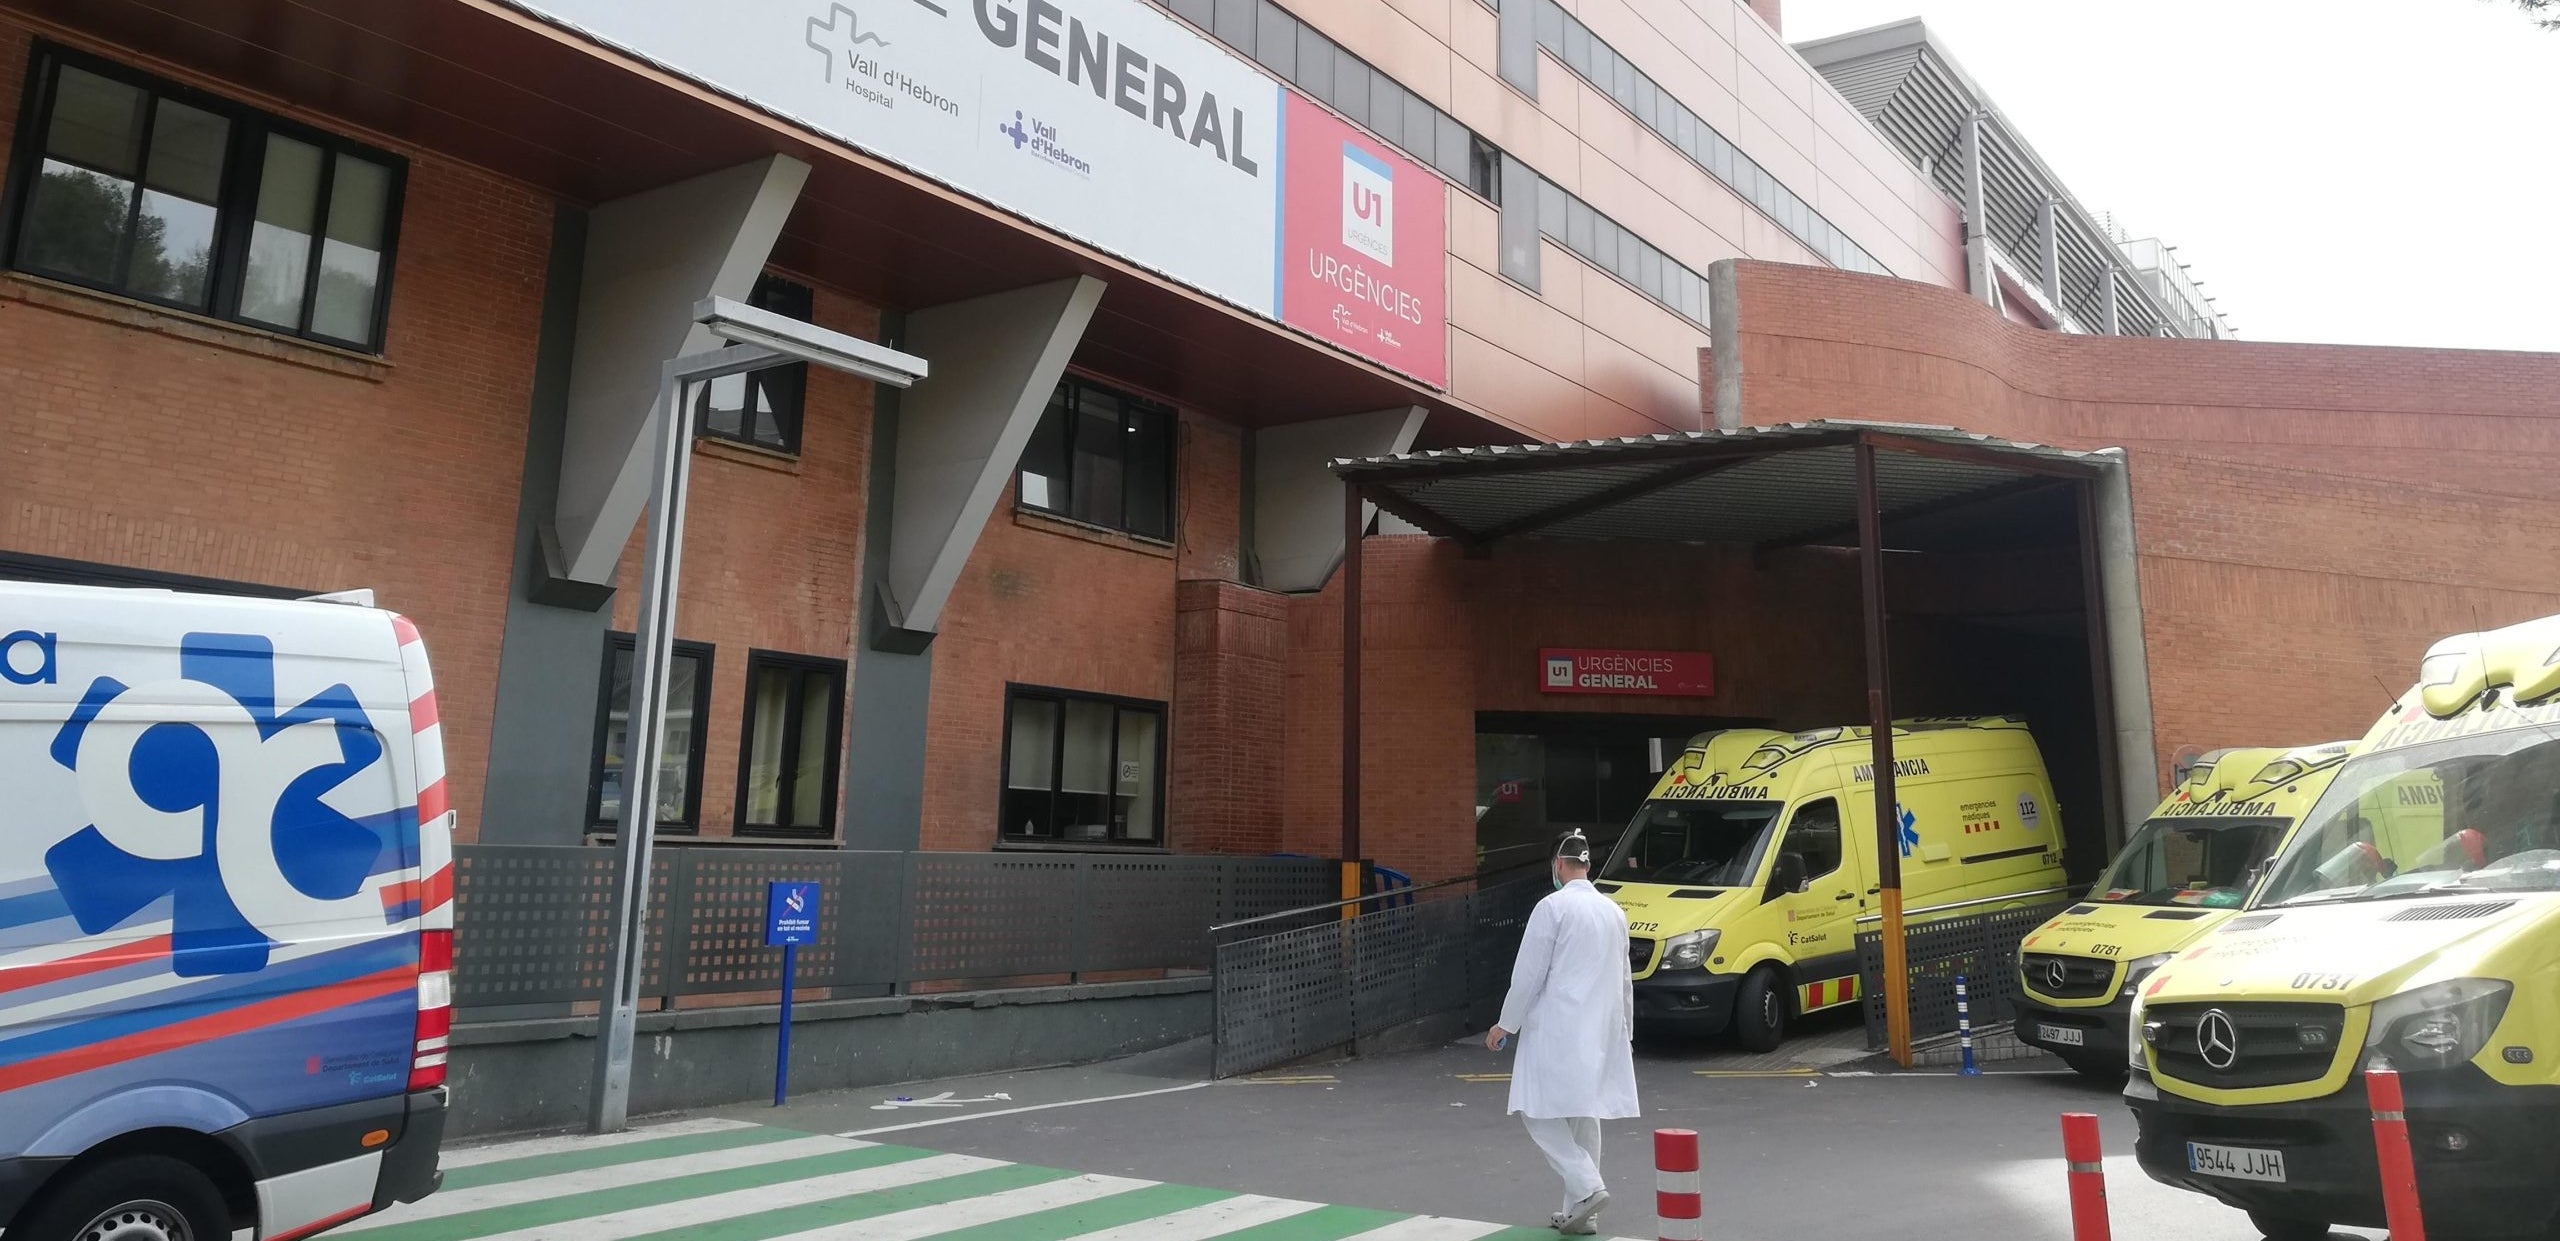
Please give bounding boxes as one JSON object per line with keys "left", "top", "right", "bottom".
{"left": 1522, "top": 1115, "right": 1606, "bottom": 1214}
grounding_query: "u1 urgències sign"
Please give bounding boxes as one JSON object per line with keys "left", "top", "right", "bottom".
{"left": 508, "top": 0, "right": 1282, "bottom": 315}
{"left": 1539, "top": 648, "right": 1715, "bottom": 697}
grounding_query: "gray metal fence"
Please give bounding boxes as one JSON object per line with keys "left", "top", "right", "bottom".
{"left": 1211, "top": 875, "right": 1546, "bottom": 1078}
{"left": 449, "top": 846, "right": 1334, "bottom": 1013}
{"left": 1854, "top": 897, "right": 2076, "bottom": 1050}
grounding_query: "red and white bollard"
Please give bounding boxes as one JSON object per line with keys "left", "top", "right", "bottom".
{"left": 2368, "top": 1067, "right": 2429, "bottom": 1241}
{"left": 1654, "top": 1128, "right": 1702, "bottom": 1241}
{"left": 2060, "top": 1112, "right": 2112, "bottom": 1241}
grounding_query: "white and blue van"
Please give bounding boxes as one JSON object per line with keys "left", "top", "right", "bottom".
{"left": 0, "top": 582, "right": 451, "bottom": 1241}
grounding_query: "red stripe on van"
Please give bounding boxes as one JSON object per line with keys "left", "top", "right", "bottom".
{"left": 409, "top": 692, "right": 439, "bottom": 734}
{"left": 418, "top": 864, "right": 453, "bottom": 914}
{"left": 417, "top": 779, "right": 449, "bottom": 824}
{"left": 0, "top": 966, "right": 414, "bottom": 1093}
{"left": 390, "top": 615, "right": 422, "bottom": 647}
{"left": 0, "top": 935, "right": 173, "bottom": 997}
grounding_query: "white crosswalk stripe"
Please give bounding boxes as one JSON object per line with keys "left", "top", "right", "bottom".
{"left": 756, "top": 1173, "right": 1156, "bottom": 1241}
{"left": 340, "top": 1135, "right": 865, "bottom": 1228}
{"left": 1050, "top": 1193, "right": 1324, "bottom": 1241}
{"left": 457, "top": 1152, "right": 1005, "bottom": 1241}
{"left": 1333, "top": 1218, "right": 1514, "bottom": 1241}
{"left": 435, "top": 1118, "right": 762, "bottom": 1170}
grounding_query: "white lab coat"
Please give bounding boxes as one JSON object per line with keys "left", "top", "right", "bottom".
{"left": 1498, "top": 878, "right": 1640, "bottom": 1120}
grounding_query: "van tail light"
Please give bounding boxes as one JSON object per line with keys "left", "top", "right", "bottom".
{"left": 409, "top": 929, "right": 452, "bottom": 1091}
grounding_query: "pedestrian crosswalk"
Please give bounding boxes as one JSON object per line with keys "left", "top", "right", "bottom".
{"left": 352, "top": 1118, "right": 1649, "bottom": 1241}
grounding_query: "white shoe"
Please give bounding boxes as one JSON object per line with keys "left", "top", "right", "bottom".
{"left": 1559, "top": 1189, "right": 1608, "bottom": 1235}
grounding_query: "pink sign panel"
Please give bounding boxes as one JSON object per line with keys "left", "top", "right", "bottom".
{"left": 1539, "top": 649, "right": 1716, "bottom": 697}
{"left": 1277, "top": 93, "right": 1447, "bottom": 388}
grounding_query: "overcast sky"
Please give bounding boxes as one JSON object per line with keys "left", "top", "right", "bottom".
{"left": 1787, "top": 0, "right": 2560, "bottom": 352}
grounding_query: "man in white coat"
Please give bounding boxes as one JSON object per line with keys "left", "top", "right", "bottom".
{"left": 1487, "top": 831, "right": 1639, "bottom": 1235}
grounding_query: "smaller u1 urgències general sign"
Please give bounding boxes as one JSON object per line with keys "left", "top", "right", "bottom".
{"left": 1539, "top": 649, "right": 1714, "bottom": 697}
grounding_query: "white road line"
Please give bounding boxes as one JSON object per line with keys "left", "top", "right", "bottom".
{"left": 454, "top": 1152, "right": 1006, "bottom": 1241}
{"left": 837, "top": 1082, "right": 1212, "bottom": 1137}
{"left": 1057, "top": 1193, "right": 1322, "bottom": 1241}
{"left": 1332, "top": 1218, "right": 1511, "bottom": 1241}
{"left": 434, "top": 1118, "right": 764, "bottom": 1170}
{"left": 342, "top": 1135, "right": 864, "bottom": 1228}
{"left": 761, "top": 1173, "right": 1156, "bottom": 1241}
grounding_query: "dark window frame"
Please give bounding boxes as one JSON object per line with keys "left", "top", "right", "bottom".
{"left": 693, "top": 272, "right": 813, "bottom": 456}
{"left": 997, "top": 684, "right": 1169, "bottom": 850}
{"left": 1, "top": 40, "right": 408, "bottom": 353}
{"left": 1014, "top": 374, "right": 1179, "bottom": 543}
{"left": 732, "top": 648, "right": 848, "bottom": 840}
{"left": 587, "top": 632, "right": 716, "bottom": 836}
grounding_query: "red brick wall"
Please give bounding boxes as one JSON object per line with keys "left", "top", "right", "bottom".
{"left": 916, "top": 399, "right": 1248, "bottom": 851}
{"left": 1279, "top": 536, "right": 1879, "bottom": 882}
{"left": 1721, "top": 259, "right": 2560, "bottom": 794}
{"left": 1170, "top": 579, "right": 1288, "bottom": 856}
{"left": 607, "top": 281, "right": 877, "bottom": 839}
{"left": 0, "top": 19, "right": 549, "bottom": 844}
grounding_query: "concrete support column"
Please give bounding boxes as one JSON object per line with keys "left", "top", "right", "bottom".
{"left": 2101, "top": 266, "right": 2122, "bottom": 336}
{"left": 1961, "top": 110, "right": 1993, "bottom": 307}
{"left": 1708, "top": 260, "right": 1743, "bottom": 432}
{"left": 547, "top": 156, "right": 810, "bottom": 597}
{"left": 2037, "top": 198, "right": 2062, "bottom": 308}
{"left": 2089, "top": 452, "right": 2156, "bottom": 835}
{"left": 1250, "top": 408, "right": 1427, "bottom": 592}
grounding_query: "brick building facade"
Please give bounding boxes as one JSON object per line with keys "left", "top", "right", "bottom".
{"left": 2, "top": 0, "right": 2552, "bottom": 894}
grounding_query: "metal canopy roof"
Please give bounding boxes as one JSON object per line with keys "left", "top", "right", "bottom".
{"left": 1331, "top": 422, "right": 2115, "bottom": 548}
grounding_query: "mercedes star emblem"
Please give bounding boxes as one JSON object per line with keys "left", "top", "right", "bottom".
{"left": 2197, "top": 1009, "right": 2241, "bottom": 1070}
{"left": 2045, "top": 958, "right": 2069, "bottom": 991}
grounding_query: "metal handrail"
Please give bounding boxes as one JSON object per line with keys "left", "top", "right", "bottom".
{"left": 1853, "top": 885, "right": 2078, "bottom": 926}
{"left": 1208, "top": 855, "right": 1557, "bottom": 935}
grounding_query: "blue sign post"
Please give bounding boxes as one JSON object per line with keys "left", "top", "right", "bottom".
{"left": 764, "top": 882, "right": 820, "bottom": 1106}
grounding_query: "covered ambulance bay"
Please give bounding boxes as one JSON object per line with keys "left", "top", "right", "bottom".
{"left": 1331, "top": 422, "right": 2158, "bottom": 1060}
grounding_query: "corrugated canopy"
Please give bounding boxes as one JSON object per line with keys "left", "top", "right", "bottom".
{"left": 1330, "top": 422, "right": 2114, "bottom": 548}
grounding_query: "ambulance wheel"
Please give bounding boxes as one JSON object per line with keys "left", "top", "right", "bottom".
{"left": 1732, "top": 968, "right": 1788, "bottom": 1052}
{"left": 17, "top": 1154, "right": 230, "bottom": 1241}
{"left": 2244, "top": 1210, "right": 2329, "bottom": 1241}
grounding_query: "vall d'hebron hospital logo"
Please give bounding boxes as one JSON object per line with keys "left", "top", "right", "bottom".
{"left": 1001, "top": 111, "right": 1093, "bottom": 176}
{"left": 806, "top": 3, "right": 960, "bottom": 117}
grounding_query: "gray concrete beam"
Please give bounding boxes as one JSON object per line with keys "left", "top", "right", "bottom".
{"left": 1252, "top": 408, "right": 1427, "bottom": 592}
{"left": 1961, "top": 110, "right": 1992, "bottom": 307}
{"left": 881, "top": 276, "right": 1105, "bottom": 638}
{"left": 548, "top": 156, "right": 809, "bottom": 591}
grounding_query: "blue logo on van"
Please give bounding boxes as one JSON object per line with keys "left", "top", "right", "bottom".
{"left": 1896, "top": 804, "right": 1919, "bottom": 857}
{"left": 0, "top": 629, "right": 56, "bottom": 685}
{"left": 44, "top": 634, "right": 391, "bottom": 976}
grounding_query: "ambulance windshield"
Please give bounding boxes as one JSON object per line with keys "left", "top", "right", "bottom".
{"left": 1601, "top": 799, "right": 1783, "bottom": 887}
{"left": 2261, "top": 729, "right": 2560, "bottom": 907}
{"left": 2090, "top": 817, "right": 2288, "bottom": 908}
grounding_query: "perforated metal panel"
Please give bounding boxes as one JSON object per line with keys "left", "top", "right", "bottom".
{"left": 449, "top": 846, "right": 621, "bottom": 1008}
{"left": 906, "top": 853, "right": 1082, "bottom": 980}
{"left": 657, "top": 850, "right": 908, "bottom": 994}
{"left": 1856, "top": 899, "right": 2073, "bottom": 1050}
{"left": 1222, "top": 859, "right": 1339, "bottom": 927}
{"left": 1214, "top": 875, "right": 1551, "bottom": 1077}
{"left": 1083, "top": 859, "right": 1221, "bottom": 972}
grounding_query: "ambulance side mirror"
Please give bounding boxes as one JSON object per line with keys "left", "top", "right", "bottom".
{"left": 1767, "top": 853, "right": 1808, "bottom": 901}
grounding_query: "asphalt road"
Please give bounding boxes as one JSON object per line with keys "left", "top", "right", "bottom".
{"left": 707, "top": 1028, "right": 2383, "bottom": 1241}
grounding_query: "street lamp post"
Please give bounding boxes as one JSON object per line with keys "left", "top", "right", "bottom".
{"left": 588, "top": 298, "right": 928, "bottom": 1134}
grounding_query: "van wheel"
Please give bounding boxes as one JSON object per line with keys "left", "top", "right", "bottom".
{"left": 2244, "top": 1210, "right": 2330, "bottom": 1241}
{"left": 15, "top": 1154, "right": 230, "bottom": 1241}
{"left": 1732, "top": 968, "right": 1788, "bottom": 1053}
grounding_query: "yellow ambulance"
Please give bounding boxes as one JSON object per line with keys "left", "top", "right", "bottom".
{"left": 2128, "top": 612, "right": 2560, "bottom": 1241}
{"left": 1599, "top": 717, "right": 2068, "bottom": 1050}
{"left": 2014, "top": 741, "right": 2354, "bottom": 1079}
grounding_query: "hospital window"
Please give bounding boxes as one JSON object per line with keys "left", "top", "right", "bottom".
{"left": 1015, "top": 377, "right": 1176, "bottom": 542}
{"left": 1001, "top": 687, "right": 1164, "bottom": 847}
{"left": 735, "top": 651, "right": 846, "bottom": 839}
{"left": 2, "top": 43, "right": 407, "bottom": 351}
{"left": 589, "top": 634, "right": 714, "bottom": 835}
{"left": 694, "top": 273, "right": 813, "bottom": 454}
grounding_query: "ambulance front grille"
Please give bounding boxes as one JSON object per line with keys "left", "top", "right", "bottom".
{"left": 2148, "top": 1001, "right": 2346, "bottom": 1090}
{"left": 2020, "top": 953, "right": 2115, "bottom": 1000}
{"left": 1630, "top": 937, "right": 1656, "bottom": 975}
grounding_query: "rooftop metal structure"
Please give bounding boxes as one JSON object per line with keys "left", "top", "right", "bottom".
{"left": 1797, "top": 19, "right": 2234, "bottom": 341}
